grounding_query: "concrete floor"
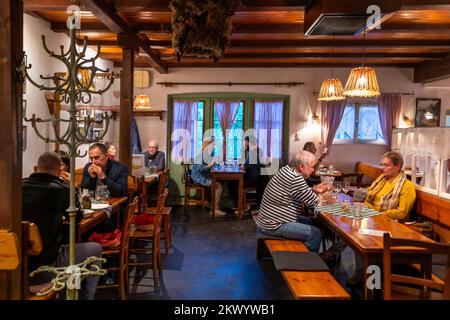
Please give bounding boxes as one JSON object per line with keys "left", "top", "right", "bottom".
{"left": 96, "top": 206, "right": 362, "bottom": 300}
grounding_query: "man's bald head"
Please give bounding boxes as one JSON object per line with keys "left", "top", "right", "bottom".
{"left": 35, "top": 152, "right": 63, "bottom": 177}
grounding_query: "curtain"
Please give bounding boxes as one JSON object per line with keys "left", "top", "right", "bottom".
{"left": 131, "top": 115, "right": 142, "bottom": 154}
{"left": 378, "top": 93, "right": 401, "bottom": 149}
{"left": 171, "top": 100, "right": 198, "bottom": 164}
{"left": 214, "top": 100, "right": 240, "bottom": 161}
{"left": 320, "top": 99, "right": 346, "bottom": 156}
{"left": 254, "top": 100, "right": 284, "bottom": 162}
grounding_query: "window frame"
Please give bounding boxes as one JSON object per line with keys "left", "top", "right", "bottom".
{"left": 333, "top": 101, "right": 386, "bottom": 145}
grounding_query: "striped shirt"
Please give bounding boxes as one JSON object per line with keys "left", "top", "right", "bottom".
{"left": 256, "top": 165, "right": 319, "bottom": 230}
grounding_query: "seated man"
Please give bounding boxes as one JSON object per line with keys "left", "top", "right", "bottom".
{"left": 303, "top": 141, "right": 327, "bottom": 187}
{"left": 143, "top": 139, "right": 166, "bottom": 205}
{"left": 80, "top": 143, "right": 128, "bottom": 229}
{"left": 322, "top": 151, "right": 417, "bottom": 283}
{"left": 22, "top": 152, "right": 102, "bottom": 300}
{"left": 229, "top": 136, "right": 267, "bottom": 211}
{"left": 255, "top": 151, "right": 331, "bottom": 252}
{"left": 80, "top": 143, "right": 128, "bottom": 198}
{"left": 143, "top": 139, "right": 166, "bottom": 171}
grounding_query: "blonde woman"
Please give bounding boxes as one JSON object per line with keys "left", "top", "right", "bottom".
{"left": 191, "top": 136, "right": 226, "bottom": 216}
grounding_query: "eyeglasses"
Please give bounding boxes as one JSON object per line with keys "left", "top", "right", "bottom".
{"left": 380, "top": 163, "right": 393, "bottom": 168}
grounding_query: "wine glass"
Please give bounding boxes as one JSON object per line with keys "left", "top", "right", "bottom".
{"left": 333, "top": 181, "right": 342, "bottom": 194}
{"left": 342, "top": 180, "right": 350, "bottom": 194}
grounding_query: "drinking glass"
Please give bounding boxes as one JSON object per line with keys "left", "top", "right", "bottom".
{"left": 342, "top": 180, "right": 350, "bottom": 194}
{"left": 333, "top": 181, "right": 342, "bottom": 194}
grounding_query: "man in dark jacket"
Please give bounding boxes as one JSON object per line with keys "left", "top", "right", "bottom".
{"left": 80, "top": 143, "right": 128, "bottom": 198}
{"left": 22, "top": 152, "right": 102, "bottom": 300}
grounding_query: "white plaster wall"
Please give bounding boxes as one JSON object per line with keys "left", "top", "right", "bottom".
{"left": 23, "top": 14, "right": 114, "bottom": 177}
{"left": 111, "top": 67, "right": 450, "bottom": 173}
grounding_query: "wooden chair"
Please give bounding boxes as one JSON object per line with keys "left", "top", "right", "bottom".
{"left": 75, "top": 167, "right": 84, "bottom": 187}
{"left": 339, "top": 172, "right": 363, "bottom": 188}
{"left": 140, "top": 169, "right": 173, "bottom": 253}
{"left": 21, "top": 221, "right": 57, "bottom": 300}
{"left": 129, "top": 189, "right": 169, "bottom": 287}
{"left": 182, "top": 164, "right": 206, "bottom": 211}
{"left": 383, "top": 233, "right": 450, "bottom": 300}
{"left": 97, "top": 197, "right": 138, "bottom": 300}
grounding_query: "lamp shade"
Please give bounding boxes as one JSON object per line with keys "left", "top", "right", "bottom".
{"left": 343, "top": 67, "right": 380, "bottom": 98}
{"left": 318, "top": 78, "right": 345, "bottom": 101}
{"left": 134, "top": 94, "right": 151, "bottom": 109}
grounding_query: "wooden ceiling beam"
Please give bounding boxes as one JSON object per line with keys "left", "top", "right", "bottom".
{"left": 401, "top": 0, "right": 450, "bottom": 10}
{"left": 54, "top": 21, "right": 450, "bottom": 34}
{"left": 158, "top": 52, "right": 445, "bottom": 60}
{"left": 80, "top": 0, "right": 167, "bottom": 73}
{"left": 414, "top": 55, "right": 450, "bottom": 83}
{"left": 144, "top": 39, "right": 450, "bottom": 48}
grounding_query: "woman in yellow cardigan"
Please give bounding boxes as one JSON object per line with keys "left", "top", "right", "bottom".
{"left": 320, "top": 151, "right": 417, "bottom": 285}
{"left": 365, "top": 151, "right": 416, "bottom": 222}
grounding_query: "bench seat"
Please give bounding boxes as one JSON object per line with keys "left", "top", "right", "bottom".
{"left": 263, "top": 239, "right": 350, "bottom": 300}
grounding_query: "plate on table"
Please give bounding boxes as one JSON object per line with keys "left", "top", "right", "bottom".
{"left": 83, "top": 209, "right": 94, "bottom": 217}
{"left": 91, "top": 203, "right": 110, "bottom": 210}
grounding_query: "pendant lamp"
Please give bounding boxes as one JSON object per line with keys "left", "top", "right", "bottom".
{"left": 343, "top": 30, "right": 380, "bottom": 98}
{"left": 318, "top": 37, "right": 345, "bottom": 101}
{"left": 133, "top": 70, "right": 151, "bottom": 109}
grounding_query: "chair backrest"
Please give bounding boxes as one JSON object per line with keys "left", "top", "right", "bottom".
{"left": 21, "top": 221, "right": 44, "bottom": 298}
{"left": 153, "top": 189, "right": 169, "bottom": 247}
{"left": 182, "top": 164, "right": 190, "bottom": 185}
{"left": 157, "top": 168, "right": 170, "bottom": 197}
{"left": 75, "top": 168, "right": 84, "bottom": 187}
{"left": 120, "top": 197, "right": 138, "bottom": 264}
{"left": 383, "top": 233, "right": 450, "bottom": 300}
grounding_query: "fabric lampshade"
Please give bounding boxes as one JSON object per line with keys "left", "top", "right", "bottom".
{"left": 318, "top": 78, "right": 345, "bottom": 101}
{"left": 134, "top": 94, "right": 151, "bottom": 109}
{"left": 343, "top": 67, "right": 380, "bottom": 98}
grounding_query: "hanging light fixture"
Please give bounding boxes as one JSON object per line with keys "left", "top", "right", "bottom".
{"left": 133, "top": 70, "right": 151, "bottom": 109}
{"left": 318, "top": 36, "right": 345, "bottom": 101}
{"left": 343, "top": 30, "right": 380, "bottom": 98}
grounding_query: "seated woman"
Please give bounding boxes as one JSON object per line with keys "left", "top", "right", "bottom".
{"left": 191, "top": 136, "right": 226, "bottom": 216}
{"left": 321, "top": 151, "right": 417, "bottom": 284}
{"left": 105, "top": 142, "right": 117, "bottom": 161}
{"left": 364, "top": 151, "right": 416, "bottom": 221}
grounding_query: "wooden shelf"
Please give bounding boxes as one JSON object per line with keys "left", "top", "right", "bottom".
{"left": 112, "top": 109, "right": 166, "bottom": 120}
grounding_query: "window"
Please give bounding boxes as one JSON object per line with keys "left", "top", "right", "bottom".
{"left": 213, "top": 101, "right": 244, "bottom": 160}
{"left": 334, "top": 102, "right": 385, "bottom": 144}
{"left": 254, "top": 100, "right": 284, "bottom": 160}
{"left": 171, "top": 100, "right": 203, "bottom": 163}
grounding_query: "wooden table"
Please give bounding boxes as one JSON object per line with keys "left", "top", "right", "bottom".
{"left": 211, "top": 166, "right": 245, "bottom": 219}
{"left": 77, "top": 196, "right": 128, "bottom": 242}
{"left": 318, "top": 196, "right": 434, "bottom": 299}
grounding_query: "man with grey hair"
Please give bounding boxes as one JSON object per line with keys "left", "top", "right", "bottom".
{"left": 255, "top": 151, "right": 331, "bottom": 252}
{"left": 143, "top": 139, "right": 166, "bottom": 171}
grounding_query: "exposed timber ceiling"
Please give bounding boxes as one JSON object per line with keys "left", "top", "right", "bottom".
{"left": 23, "top": 0, "right": 450, "bottom": 82}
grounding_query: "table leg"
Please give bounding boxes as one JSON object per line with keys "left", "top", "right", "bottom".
{"left": 211, "top": 177, "right": 216, "bottom": 218}
{"left": 362, "top": 254, "right": 370, "bottom": 300}
{"left": 238, "top": 176, "right": 243, "bottom": 220}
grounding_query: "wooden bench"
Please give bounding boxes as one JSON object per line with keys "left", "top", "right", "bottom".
{"left": 259, "top": 238, "right": 350, "bottom": 300}
{"left": 355, "top": 161, "right": 382, "bottom": 186}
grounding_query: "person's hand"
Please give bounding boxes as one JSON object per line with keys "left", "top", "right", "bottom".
{"left": 60, "top": 171, "right": 70, "bottom": 182}
{"left": 89, "top": 164, "right": 105, "bottom": 180}
{"left": 313, "top": 182, "right": 331, "bottom": 194}
{"left": 87, "top": 164, "right": 97, "bottom": 178}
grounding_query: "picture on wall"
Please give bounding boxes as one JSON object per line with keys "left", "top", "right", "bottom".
{"left": 415, "top": 98, "right": 441, "bottom": 127}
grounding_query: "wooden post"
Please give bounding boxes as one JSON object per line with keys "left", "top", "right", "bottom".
{"left": 0, "top": 0, "right": 23, "bottom": 300}
{"left": 119, "top": 47, "right": 134, "bottom": 168}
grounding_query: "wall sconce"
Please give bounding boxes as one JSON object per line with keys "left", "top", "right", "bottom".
{"left": 402, "top": 114, "right": 413, "bottom": 127}
{"left": 311, "top": 113, "right": 320, "bottom": 125}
